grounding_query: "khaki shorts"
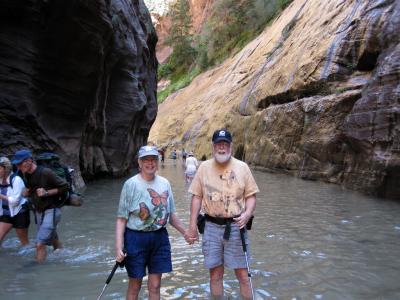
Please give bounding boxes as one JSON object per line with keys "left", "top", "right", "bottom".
{"left": 202, "top": 221, "right": 250, "bottom": 269}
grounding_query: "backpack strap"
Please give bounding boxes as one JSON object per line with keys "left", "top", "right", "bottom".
{"left": 2, "top": 172, "right": 20, "bottom": 190}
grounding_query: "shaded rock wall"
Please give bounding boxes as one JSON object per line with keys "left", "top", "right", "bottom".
{"left": 149, "top": 0, "right": 400, "bottom": 200}
{"left": 0, "top": 0, "right": 158, "bottom": 184}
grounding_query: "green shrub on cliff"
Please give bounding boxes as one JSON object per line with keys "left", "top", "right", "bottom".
{"left": 157, "top": 67, "right": 201, "bottom": 104}
{"left": 164, "top": 0, "right": 196, "bottom": 73}
{"left": 158, "top": 0, "right": 294, "bottom": 103}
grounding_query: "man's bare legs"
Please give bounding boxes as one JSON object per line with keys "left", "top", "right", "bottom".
{"left": 235, "top": 268, "right": 252, "bottom": 299}
{"left": 208, "top": 266, "right": 252, "bottom": 299}
{"left": 210, "top": 265, "right": 224, "bottom": 299}
{"left": 36, "top": 243, "right": 47, "bottom": 263}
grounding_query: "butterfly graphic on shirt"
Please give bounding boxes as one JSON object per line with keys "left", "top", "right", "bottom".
{"left": 138, "top": 202, "right": 150, "bottom": 221}
{"left": 146, "top": 188, "right": 170, "bottom": 225}
{"left": 155, "top": 213, "right": 169, "bottom": 226}
{"left": 147, "top": 188, "right": 168, "bottom": 207}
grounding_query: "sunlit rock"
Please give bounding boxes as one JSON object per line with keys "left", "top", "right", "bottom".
{"left": 149, "top": 0, "right": 400, "bottom": 199}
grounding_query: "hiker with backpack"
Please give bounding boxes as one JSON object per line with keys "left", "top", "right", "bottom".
{"left": 12, "top": 149, "right": 69, "bottom": 263}
{"left": 0, "top": 156, "right": 30, "bottom": 247}
{"left": 36, "top": 152, "right": 83, "bottom": 207}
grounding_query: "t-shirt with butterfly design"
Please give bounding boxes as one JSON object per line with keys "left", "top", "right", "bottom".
{"left": 117, "top": 174, "right": 176, "bottom": 231}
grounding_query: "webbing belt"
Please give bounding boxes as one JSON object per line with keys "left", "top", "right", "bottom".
{"left": 205, "top": 214, "right": 235, "bottom": 240}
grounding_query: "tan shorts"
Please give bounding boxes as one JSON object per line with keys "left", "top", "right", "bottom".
{"left": 201, "top": 221, "right": 250, "bottom": 269}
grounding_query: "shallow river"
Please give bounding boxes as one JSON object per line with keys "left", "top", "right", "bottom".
{"left": 1, "top": 160, "right": 400, "bottom": 299}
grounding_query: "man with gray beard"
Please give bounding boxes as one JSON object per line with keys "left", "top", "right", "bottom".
{"left": 187, "top": 129, "right": 259, "bottom": 299}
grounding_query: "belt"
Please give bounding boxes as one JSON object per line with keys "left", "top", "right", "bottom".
{"left": 205, "top": 214, "right": 235, "bottom": 240}
{"left": 205, "top": 214, "right": 235, "bottom": 225}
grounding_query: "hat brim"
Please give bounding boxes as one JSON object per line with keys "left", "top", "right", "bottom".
{"left": 11, "top": 158, "right": 25, "bottom": 165}
{"left": 213, "top": 137, "right": 232, "bottom": 144}
{"left": 138, "top": 150, "right": 159, "bottom": 159}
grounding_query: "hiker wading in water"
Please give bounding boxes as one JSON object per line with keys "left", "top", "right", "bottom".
{"left": 187, "top": 129, "right": 259, "bottom": 300}
{"left": 115, "top": 145, "right": 190, "bottom": 300}
{"left": 0, "top": 156, "right": 30, "bottom": 247}
{"left": 13, "top": 149, "right": 68, "bottom": 263}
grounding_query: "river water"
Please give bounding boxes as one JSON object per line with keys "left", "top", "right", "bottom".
{"left": 1, "top": 160, "right": 400, "bottom": 299}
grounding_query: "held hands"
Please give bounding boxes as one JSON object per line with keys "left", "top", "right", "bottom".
{"left": 184, "top": 227, "right": 199, "bottom": 245}
{"left": 233, "top": 212, "right": 251, "bottom": 229}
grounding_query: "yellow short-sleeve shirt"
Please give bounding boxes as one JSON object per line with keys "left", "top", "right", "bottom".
{"left": 189, "top": 157, "right": 259, "bottom": 218}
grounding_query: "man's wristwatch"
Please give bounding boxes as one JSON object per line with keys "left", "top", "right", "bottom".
{"left": 44, "top": 190, "right": 49, "bottom": 197}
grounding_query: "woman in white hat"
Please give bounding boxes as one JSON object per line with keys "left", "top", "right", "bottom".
{"left": 115, "top": 145, "right": 190, "bottom": 299}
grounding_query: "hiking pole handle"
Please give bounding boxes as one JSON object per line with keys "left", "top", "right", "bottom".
{"left": 106, "top": 250, "right": 126, "bottom": 284}
{"left": 240, "top": 228, "right": 247, "bottom": 253}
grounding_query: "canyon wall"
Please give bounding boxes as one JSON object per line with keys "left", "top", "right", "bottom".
{"left": 0, "top": 0, "right": 158, "bottom": 184}
{"left": 150, "top": 0, "right": 400, "bottom": 199}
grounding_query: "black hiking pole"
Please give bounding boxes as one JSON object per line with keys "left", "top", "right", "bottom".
{"left": 240, "top": 228, "right": 255, "bottom": 300}
{"left": 96, "top": 252, "right": 126, "bottom": 300}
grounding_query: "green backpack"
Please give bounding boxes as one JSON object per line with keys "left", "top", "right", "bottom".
{"left": 36, "top": 152, "right": 82, "bottom": 207}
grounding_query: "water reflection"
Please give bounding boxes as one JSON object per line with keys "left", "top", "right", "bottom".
{"left": 0, "top": 159, "right": 399, "bottom": 299}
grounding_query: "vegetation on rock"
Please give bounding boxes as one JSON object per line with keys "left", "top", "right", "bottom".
{"left": 158, "top": 0, "right": 293, "bottom": 103}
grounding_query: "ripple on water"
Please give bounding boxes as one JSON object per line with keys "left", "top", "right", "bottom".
{"left": 42, "top": 245, "right": 109, "bottom": 264}
{"left": 161, "top": 282, "right": 210, "bottom": 299}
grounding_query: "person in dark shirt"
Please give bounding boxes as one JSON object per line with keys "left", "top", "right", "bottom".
{"left": 12, "top": 149, "right": 68, "bottom": 263}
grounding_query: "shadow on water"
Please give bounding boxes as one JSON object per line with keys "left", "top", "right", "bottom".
{"left": 1, "top": 159, "right": 400, "bottom": 299}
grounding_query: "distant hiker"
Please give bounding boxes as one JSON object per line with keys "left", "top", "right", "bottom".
{"left": 12, "top": 149, "right": 69, "bottom": 263}
{"left": 115, "top": 145, "right": 190, "bottom": 300}
{"left": 185, "top": 151, "right": 198, "bottom": 183}
{"left": 158, "top": 148, "right": 165, "bottom": 165}
{"left": 186, "top": 129, "right": 259, "bottom": 299}
{"left": 181, "top": 148, "right": 187, "bottom": 163}
{"left": 36, "top": 152, "right": 83, "bottom": 207}
{"left": 171, "top": 149, "right": 177, "bottom": 165}
{"left": 0, "top": 156, "right": 30, "bottom": 247}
